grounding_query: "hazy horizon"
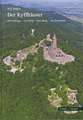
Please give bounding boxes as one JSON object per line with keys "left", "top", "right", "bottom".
{"left": 1, "top": 0, "right": 83, "bottom": 10}
{"left": 1, "top": 0, "right": 83, "bottom": 5}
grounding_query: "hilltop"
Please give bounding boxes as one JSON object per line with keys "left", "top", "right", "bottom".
{"left": 0, "top": 4, "right": 83, "bottom": 120}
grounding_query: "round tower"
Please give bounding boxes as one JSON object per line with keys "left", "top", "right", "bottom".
{"left": 46, "top": 34, "right": 52, "bottom": 42}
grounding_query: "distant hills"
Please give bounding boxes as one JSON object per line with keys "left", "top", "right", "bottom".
{"left": 0, "top": 4, "right": 70, "bottom": 22}
{"left": 0, "top": 3, "right": 83, "bottom": 24}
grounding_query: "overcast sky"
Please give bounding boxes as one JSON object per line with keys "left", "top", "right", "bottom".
{"left": 2, "top": 0, "right": 82, "bottom": 4}
{"left": 1, "top": 0, "right": 83, "bottom": 8}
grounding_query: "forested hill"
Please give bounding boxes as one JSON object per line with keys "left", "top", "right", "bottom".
{"left": 0, "top": 4, "right": 83, "bottom": 53}
{"left": 0, "top": 4, "right": 83, "bottom": 120}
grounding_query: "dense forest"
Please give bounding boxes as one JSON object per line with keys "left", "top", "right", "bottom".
{"left": 0, "top": 5, "right": 83, "bottom": 120}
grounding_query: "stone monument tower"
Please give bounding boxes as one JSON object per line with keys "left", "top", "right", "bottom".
{"left": 52, "top": 34, "right": 57, "bottom": 49}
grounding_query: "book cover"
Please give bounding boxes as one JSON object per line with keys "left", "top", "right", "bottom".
{"left": 0, "top": 0, "right": 83, "bottom": 120}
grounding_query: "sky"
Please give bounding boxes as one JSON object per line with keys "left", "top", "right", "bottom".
{"left": 1, "top": 0, "right": 83, "bottom": 8}
{"left": 2, "top": 0, "right": 82, "bottom": 4}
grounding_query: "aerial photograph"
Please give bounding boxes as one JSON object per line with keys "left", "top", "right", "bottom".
{"left": 0, "top": 0, "right": 83, "bottom": 120}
